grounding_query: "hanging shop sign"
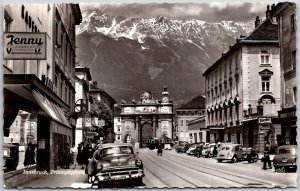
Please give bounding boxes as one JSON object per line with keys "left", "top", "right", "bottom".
{"left": 98, "top": 119, "right": 105, "bottom": 127}
{"left": 3, "top": 32, "right": 47, "bottom": 60}
{"left": 258, "top": 117, "right": 272, "bottom": 124}
{"left": 85, "top": 118, "right": 92, "bottom": 127}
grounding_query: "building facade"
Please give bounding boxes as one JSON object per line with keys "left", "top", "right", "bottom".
{"left": 89, "top": 82, "right": 117, "bottom": 143}
{"left": 118, "top": 87, "right": 174, "bottom": 147}
{"left": 175, "top": 95, "right": 206, "bottom": 143}
{"left": 74, "top": 66, "right": 92, "bottom": 146}
{"left": 187, "top": 116, "right": 208, "bottom": 143}
{"left": 203, "top": 7, "right": 281, "bottom": 153}
{"left": 3, "top": 4, "right": 81, "bottom": 171}
{"left": 271, "top": 2, "right": 297, "bottom": 145}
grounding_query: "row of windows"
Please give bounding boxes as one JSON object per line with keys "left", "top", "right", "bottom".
{"left": 176, "top": 110, "right": 205, "bottom": 116}
{"left": 206, "top": 50, "right": 272, "bottom": 89}
{"left": 207, "top": 104, "right": 240, "bottom": 126}
{"left": 206, "top": 54, "right": 239, "bottom": 88}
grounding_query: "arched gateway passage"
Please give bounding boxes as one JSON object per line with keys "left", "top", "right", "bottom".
{"left": 141, "top": 122, "right": 153, "bottom": 147}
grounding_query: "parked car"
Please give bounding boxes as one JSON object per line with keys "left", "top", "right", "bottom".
{"left": 91, "top": 143, "right": 145, "bottom": 188}
{"left": 186, "top": 144, "right": 198, "bottom": 155}
{"left": 273, "top": 145, "right": 297, "bottom": 172}
{"left": 202, "top": 143, "right": 216, "bottom": 158}
{"left": 216, "top": 143, "right": 245, "bottom": 163}
{"left": 175, "top": 143, "right": 190, "bottom": 153}
{"left": 3, "top": 143, "right": 19, "bottom": 173}
{"left": 164, "top": 144, "right": 172, "bottom": 150}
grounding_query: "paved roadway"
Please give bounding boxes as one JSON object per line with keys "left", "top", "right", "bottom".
{"left": 140, "top": 149, "right": 297, "bottom": 188}
{"left": 19, "top": 148, "right": 297, "bottom": 188}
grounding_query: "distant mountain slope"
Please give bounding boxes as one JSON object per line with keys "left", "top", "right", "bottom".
{"left": 76, "top": 11, "right": 254, "bottom": 106}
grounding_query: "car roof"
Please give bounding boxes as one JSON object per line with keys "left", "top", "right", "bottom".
{"left": 100, "top": 143, "right": 133, "bottom": 149}
{"left": 221, "top": 143, "right": 241, "bottom": 147}
{"left": 277, "top": 145, "right": 297, "bottom": 149}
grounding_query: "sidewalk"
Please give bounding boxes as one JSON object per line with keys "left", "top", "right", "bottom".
{"left": 258, "top": 154, "right": 275, "bottom": 161}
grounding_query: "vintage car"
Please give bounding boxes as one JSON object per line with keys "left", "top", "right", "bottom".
{"left": 92, "top": 143, "right": 144, "bottom": 188}
{"left": 3, "top": 143, "right": 19, "bottom": 173}
{"left": 202, "top": 143, "right": 216, "bottom": 158}
{"left": 175, "top": 142, "right": 190, "bottom": 153}
{"left": 273, "top": 145, "right": 297, "bottom": 172}
{"left": 216, "top": 143, "right": 245, "bottom": 163}
{"left": 186, "top": 143, "right": 198, "bottom": 155}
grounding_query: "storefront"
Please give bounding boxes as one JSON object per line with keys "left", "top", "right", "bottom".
{"left": 4, "top": 74, "right": 72, "bottom": 172}
{"left": 278, "top": 107, "right": 297, "bottom": 145}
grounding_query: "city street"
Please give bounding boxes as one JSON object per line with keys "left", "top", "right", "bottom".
{"left": 20, "top": 148, "right": 297, "bottom": 188}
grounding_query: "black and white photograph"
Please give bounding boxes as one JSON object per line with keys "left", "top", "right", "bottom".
{"left": 2, "top": 0, "right": 298, "bottom": 188}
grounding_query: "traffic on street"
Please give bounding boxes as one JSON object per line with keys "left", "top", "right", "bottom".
{"left": 20, "top": 147, "right": 297, "bottom": 188}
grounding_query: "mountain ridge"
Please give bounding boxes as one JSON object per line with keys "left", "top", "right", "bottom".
{"left": 76, "top": 11, "right": 254, "bottom": 106}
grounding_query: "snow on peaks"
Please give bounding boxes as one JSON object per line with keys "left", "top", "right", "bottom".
{"left": 78, "top": 11, "right": 254, "bottom": 40}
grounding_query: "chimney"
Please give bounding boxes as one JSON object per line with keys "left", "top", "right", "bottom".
{"left": 255, "top": 16, "right": 261, "bottom": 28}
{"left": 271, "top": 4, "right": 275, "bottom": 10}
{"left": 266, "top": 5, "right": 270, "bottom": 19}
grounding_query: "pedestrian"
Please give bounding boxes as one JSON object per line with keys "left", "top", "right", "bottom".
{"left": 197, "top": 144, "right": 203, "bottom": 158}
{"left": 24, "top": 142, "right": 35, "bottom": 167}
{"left": 157, "top": 144, "right": 163, "bottom": 156}
{"left": 77, "top": 142, "right": 85, "bottom": 169}
{"left": 213, "top": 145, "right": 218, "bottom": 157}
{"left": 63, "top": 143, "right": 72, "bottom": 169}
{"left": 71, "top": 143, "right": 78, "bottom": 169}
{"left": 134, "top": 142, "right": 140, "bottom": 156}
{"left": 263, "top": 141, "right": 272, "bottom": 170}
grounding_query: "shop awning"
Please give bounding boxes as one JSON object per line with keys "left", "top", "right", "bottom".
{"left": 32, "top": 89, "right": 71, "bottom": 128}
{"left": 210, "top": 126, "right": 225, "bottom": 130}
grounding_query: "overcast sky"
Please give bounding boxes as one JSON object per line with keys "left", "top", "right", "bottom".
{"left": 80, "top": 2, "right": 269, "bottom": 22}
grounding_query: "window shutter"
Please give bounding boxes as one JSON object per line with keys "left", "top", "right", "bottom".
{"left": 57, "top": 21, "right": 62, "bottom": 45}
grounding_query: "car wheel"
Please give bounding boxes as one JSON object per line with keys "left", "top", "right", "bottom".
{"left": 232, "top": 156, "right": 238, "bottom": 163}
{"left": 217, "top": 159, "right": 223, "bottom": 163}
{"left": 98, "top": 183, "right": 105, "bottom": 188}
{"left": 134, "top": 178, "right": 143, "bottom": 186}
{"left": 253, "top": 154, "right": 258, "bottom": 162}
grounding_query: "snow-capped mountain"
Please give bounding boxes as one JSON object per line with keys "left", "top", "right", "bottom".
{"left": 76, "top": 11, "right": 254, "bottom": 105}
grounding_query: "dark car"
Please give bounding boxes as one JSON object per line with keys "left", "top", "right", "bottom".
{"left": 273, "top": 145, "right": 297, "bottom": 172}
{"left": 175, "top": 143, "right": 190, "bottom": 153}
{"left": 3, "top": 143, "right": 19, "bottom": 173}
{"left": 91, "top": 143, "right": 145, "bottom": 188}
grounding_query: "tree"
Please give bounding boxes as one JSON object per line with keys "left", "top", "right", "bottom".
{"left": 90, "top": 97, "right": 114, "bottom": 143}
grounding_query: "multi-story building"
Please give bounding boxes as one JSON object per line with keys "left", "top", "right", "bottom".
{"left": 188, "top": 116, "right": 208, "bottom": 143}
{"left": 3, "top": 4, "right": 81, "bottom": 172}
{"left": 89, "top": 82, "right": 117, "bottom": 143}
{"left": 271, "top": 2, "right": 297, "bottom": 145}
{"left": 203, "top": 6, "right": 281, "bottom": 153}
{"left": 175, "top": 95, "right": 206, "bottom": 143}
{"left": 74, "top": 65, "right": 92, "bottom": 146}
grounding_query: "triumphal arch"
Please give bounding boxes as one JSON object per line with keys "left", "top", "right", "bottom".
{"left": 119, "top": 86, "right": 174, "bottom": 147}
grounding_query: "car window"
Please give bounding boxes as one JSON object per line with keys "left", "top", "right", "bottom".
{"left": 278, "top": 148, "right": 296, "bottom": 155}
{"left": 99, "top": 146, "right": 133, "bottom": 157}
{"left": 221, "top": 147, "right": 230, "bottom": 150}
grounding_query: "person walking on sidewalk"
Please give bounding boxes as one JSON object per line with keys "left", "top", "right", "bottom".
{"left": 24, "top": 142, "right": 35, "bottom": 167}
{"left": 71, "top": 143, "right": 78, "bottom": 169}
{"left": 263, "top": 141, "right": 272, "bottom": 170}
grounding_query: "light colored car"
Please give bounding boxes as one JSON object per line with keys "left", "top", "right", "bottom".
{"left": 202, "top": 143, "right": 216, "bottom": 158}
{"left": 186, "top": 144, "right": 198, "bottom": 155}
{"left": 164, "top": 144, "right": 172, "bottom": 150}
{"left": 216, "top": 143, "right": 245, "bottom": 163}
{"left": 92, "top": 143, "right": 145, "bottom": 188}
{"left": 273, "top": 145, "right": 297, "bottom": 172}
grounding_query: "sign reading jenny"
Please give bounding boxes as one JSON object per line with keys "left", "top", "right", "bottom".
{"left": 3, "top": 32, "right": 47, "bottom": 60}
